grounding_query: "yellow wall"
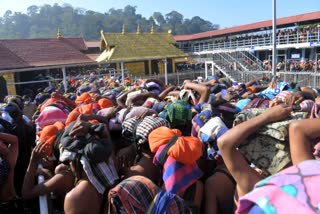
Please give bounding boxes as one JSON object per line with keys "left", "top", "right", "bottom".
{"left": 124, "top": 62, "right": 145, "bottom": 76}
{"left": 2, "top": 73, "right": 16, "bottom": 95}
{"left": 158, "top": 61, "right": 164, "bottom": 75}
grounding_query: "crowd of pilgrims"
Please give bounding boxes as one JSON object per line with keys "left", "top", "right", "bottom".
{"left": 0, "top": 72, "right": 320, "bottom": 214}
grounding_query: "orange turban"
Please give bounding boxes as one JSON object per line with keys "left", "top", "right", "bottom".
{"left": 38, "top": 121, "right": 65, "bottom": 156}
{"left": 98, "top": 98, "right": 113, "bottom": 109}
{"left": 65, "top": 103, "right": 100, "bottom": 127}
{"left": 75, "top": 92, "right": 92, "bottom": 105}
{"left": 148, "top": 126, "right": 202, "bottom": 165}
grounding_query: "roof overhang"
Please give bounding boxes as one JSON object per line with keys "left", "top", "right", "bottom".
{"left": 0, "top": 61, "right": 99, "bottom": 74}
{"left": 97, "top": 54, "right": 189, "bottom": 64}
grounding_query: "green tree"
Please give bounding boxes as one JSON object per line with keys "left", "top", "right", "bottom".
{"left": 0, "top": 4, "right": 219, "bottom": 40}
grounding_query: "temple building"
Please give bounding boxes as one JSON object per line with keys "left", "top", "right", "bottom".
{"left": 0, "top": 30, "right": 97, "bottom": 98}
{"left": 96, "top": 25, "right": 188, "bottom": 76}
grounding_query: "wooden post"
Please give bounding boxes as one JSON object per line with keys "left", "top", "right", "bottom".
{"left": 148, "top": 60, "right": 152, "bottom": 75}
{"left": 172, "top": 59, "right": 175, "bottom": 73}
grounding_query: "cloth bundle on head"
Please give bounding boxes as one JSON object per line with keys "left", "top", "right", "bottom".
{"left": 237, "top": 160, "right": 320, "bottom": 214}
{"left": 38, "top": 98, "right": 59, "bottom": 112}
{"left": 159, "top": 100, "right": 192, "bottom": 129}
{"left": 75, "top": 92, "right": 93, "bottom": 105}
{"left": 257, "top": 81, "right": 291, "bottom": 100}
{"left": 145, "top": 81, "right": 161, "bottom": 95}
{"left": 102, "top": 89, "right": 119, "bottom": 101}
{"left": 80, "top": 155, "right": 118, "bottom": 194}
{"left": 59, "top": 121, "right": 118, "bottom": 194}
{"left": 60, "top": 121, "right": 112, "bottom": 163}
{"left": 148, "top": 127, "right": 203, "bottom": 194}
{"left": 191, "top": 103, "right": 220, "bottom": 137}
{"left": 97, "top": 98, "right": 113, "bottom": 109}
{"left": 65, "top": 103, "right": 101, "bottom": 127}
{"left": 125, "top": 89, "right": 149, "bottom": 106}
{"left": 37, "top": 121, "right": 65, "bottom": 156}
{"left": 116, "top": 106, "right": 157, "bottom": 124}
{"left": 108, "top": 176, "right": 191, "bottom": 214}
{"left": 242, "top": 97, "right": 269, "bottom": 110}
{"left": 153, "top": 144, "right": 203, "bottom": 194}
{"left": 35, "top": 105, "right": 69, "bottom": 129}
{"left": 77, "top": 84, "right": 92, "bottom": 96}
{"left": 152, "top": 101, "right": 170, "bottom": 113}
{"left": 122, "top": 116, "right": 170, "bottom": 146}
{"left": 198, "top": 117, "right": 229, "bottom": 150}
{"left": 234, "top": 98, "right": 252, "bottom": 113}
{"left": 235, "top": 108, "right": 308, "bottom": 175}
{"left": 96, "top": 107, "right": 122, "bottom": 131}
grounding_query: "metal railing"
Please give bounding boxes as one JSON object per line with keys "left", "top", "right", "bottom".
{"left": 178, "top": 29, "right": 320, "bottom": 53}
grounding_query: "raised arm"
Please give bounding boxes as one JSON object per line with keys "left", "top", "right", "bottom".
{"left": 288, "top": 119, "right": 320, "bottom": 165}
{"left": 184, "top": 82, "right": 210, "bottom": 104}
{"left": 158, "top": 85, "right": 177, "bottom": 101}
{"left": 22, "top": 142, "right": 74, "bottom": 199}
{"left": 217, "top": 104, "right": 292, "bottom": 197}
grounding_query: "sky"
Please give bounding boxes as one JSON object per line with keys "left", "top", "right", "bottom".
{"left": 0, "top": 0, "right": 319, "bottom": 28}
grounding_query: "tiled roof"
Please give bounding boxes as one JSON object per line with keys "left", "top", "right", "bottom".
{"left": 99, "top": 32, "right": 187, "bottom": 62}
{"left": 0, "top": 38, "right": 94, "bottom": 70}
{"left": 0, "top": 43, "right": 31, "bottom": 70}
{"left": 86, "top": 53, "right": 101, "bottom": 61}
{"left": 61, "top": 38, "right": 88, "bottom": 51}
{"left": 174, "top": 11, "right": 320, "bottom": 41}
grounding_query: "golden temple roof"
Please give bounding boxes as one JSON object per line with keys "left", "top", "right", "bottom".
{"left": 97, "top": 29, "right": 188, "bottom": 63}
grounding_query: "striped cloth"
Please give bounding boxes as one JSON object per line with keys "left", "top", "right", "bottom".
{"left": 122, "top": 116, "right": 169, "bottom": 145}
{"left": 108, "top": 176, "right": 191, "bottom": 214}
{"left": 191, "top": 109, "right": 216, "bottom": 137}
{"left": 80, "top": 156, "right": 119, "bottom": 194}
{"left": 154, "top": 145, "right": 203, "bottom": 194}
{"left": 135, "top": 116, "right": 169, "bottom": 145}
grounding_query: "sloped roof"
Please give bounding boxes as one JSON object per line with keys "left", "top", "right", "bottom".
{"left": 0, "top": 38, "right": 94, "bottom": 69}
{"left": 61, "top": 37, "right": 88, "bottom": 51}
{"left": 99, "top": 32, "right": 188, "bottom": 62}
{"left": 175, "top": 11, "right": 320, "bottom": 41}
{"left": 0, "top": 43, "right": 31, "bottom": 70}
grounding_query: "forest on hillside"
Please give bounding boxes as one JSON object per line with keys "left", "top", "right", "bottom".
{"left": 0, "top": 3, "right": 219, "bottom": 40}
